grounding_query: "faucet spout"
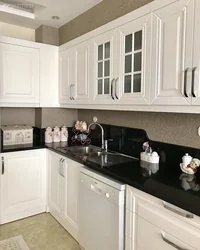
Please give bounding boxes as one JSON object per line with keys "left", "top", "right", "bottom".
{"left": 88, "top": 122, "right": 105, "bottom": 150}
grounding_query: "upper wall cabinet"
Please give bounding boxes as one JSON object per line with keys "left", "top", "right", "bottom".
{"left": 151, "top": 0, "right": 194, "bottom": 105}
{"left": 59, "top": 41, "right": 90, "bottom": 105}
{"left": 116, "top": 14, "right": 152, "bottom": 105}
{"left": 0, "top": 43, "right": 40, "bottom": 106}
{"left": 89, "top": 29, "right": 117, "bottom": 105}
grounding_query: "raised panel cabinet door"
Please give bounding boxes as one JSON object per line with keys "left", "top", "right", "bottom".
{"left": 89, "top": 29, "right": 118, "bottom": 104}
{"left": 191, "top": 0, "right": 200, "bottom": 105}
{"left": 116, "top": 14, "right": 152, "bottom": 105}
{"left": 72, "top": 41, "right": 90, "bottom": 102}
{"left": 0, "top": 150, "right": 46, "bottom": 224}
{"left": 48, "top": 151, "right": 63, "bottom": 221}
{"left": 151, "top": 0, "right": 194, "bottom": 105}
{"left": 0, "top": 43, "right": 39, "bottom": 105}
{"left": 59, "top": 48, "right": 74, "bottom": 104}
{"left": 62, "top": 158, "right": 81, "bottom": 242}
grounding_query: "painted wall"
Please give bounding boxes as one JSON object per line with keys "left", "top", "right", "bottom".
{"left": 59, "top": 0, "right": 153, "bottom": 44}
{"left": 0, "top": 22, "right": 35, "bottom": 41}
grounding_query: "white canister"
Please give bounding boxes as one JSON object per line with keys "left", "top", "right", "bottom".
{"left": 45, "top": 127, "right": 53, "bottom": 143}
{"left": 61, "top": 126, "right": 68, "bottom": 142}
{"left": 182, "top": 153, "right": 192, "bottom": 167}
{"left": 53, "top": 126, "right": 61, "bottom": 143}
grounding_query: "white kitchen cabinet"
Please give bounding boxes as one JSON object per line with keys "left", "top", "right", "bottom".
{"left": 59, "top": 41, "right": 90, "bottom": 104}
{"left": 48, "top": 151, "right": 82, "bottom": 241}
{"left": 0, "top": 149, "right": 47, "bottom": 224}
{"left": 89, "top": 29, "right": 117, "bottom": 104}
{"left": 151, "top": 0, "right": 194, "bottom": 105}
{"left": 0, "top": 43, "right": 40, "bottom": 106}
{"left": 125, "top": 185, "right": 200, "bottom": 250}
{"left": 116, "top": 14, "right": 151, "bottom": 105}
{"left": 62, "top": 157, "right": 80, "bottom": 241}
{"left": 40, "top": 45, "right": 59, "bottom": 107}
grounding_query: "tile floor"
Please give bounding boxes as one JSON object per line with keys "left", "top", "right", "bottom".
{"left": 0, "top": 213, "right": 81, "bottom": 250}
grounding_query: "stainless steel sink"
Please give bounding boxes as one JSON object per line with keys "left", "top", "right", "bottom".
{"left": 64, "top": 145, "right": 103, "bottom": 155}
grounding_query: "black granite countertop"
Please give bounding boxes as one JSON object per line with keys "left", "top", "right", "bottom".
{"left": 45, "top": 142, "right": 200, "bottom": 218}
{"left": 1, "top": 124, "right": 200, "bottom": 218}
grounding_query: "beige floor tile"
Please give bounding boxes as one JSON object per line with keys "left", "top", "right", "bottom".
{"left": 0, "top": 213, "right": 81, "bottom": 250}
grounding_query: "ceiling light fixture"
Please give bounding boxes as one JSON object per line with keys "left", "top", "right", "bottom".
{"left": 0, "top": 2, "right": 35, "bottom": 19}
{"left": 52, "top": 16, "right": 59, "bottom": 20}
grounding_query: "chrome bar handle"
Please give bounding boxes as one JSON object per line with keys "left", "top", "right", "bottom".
{"left": 163, "top": 202, "right": 194, "bottom": 219}
{"left": 115, "top": 77, "right": 119, "bottom": 99}
{"left": 184, "top": 68, "right": 189, "bottom": 97}
{"left": 191, "top": 67, "right": 197, "bottom": 98}
{"left": 161, "top": 233, "right": 189, "bottom": 250}
{"left": 59, "top": 158, "right": 62, "bottom": 176}
{"left": 2, "top": 157, "right": 4, "bottom": 175}
{"left": 111, "top": 78, "right": 115, "bottom": 100}
{"left": 72, "top": 84, "right": 75, "bottom": 100}
{"left": 61, "top": 159, "right": 65, "bottom": 177}
{"left": 70, "top": 85, "right": 72, "bottom": 100}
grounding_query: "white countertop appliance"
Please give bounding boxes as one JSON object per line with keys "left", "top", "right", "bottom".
{"left": 79, "top": 167, "right": 125, "bottom": 250}
{"left": 1, "top": 125, "right": 33, "bottom": 146}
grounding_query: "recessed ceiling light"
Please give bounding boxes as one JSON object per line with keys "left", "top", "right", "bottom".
{"left": 52, "top": 16, "right": 59, "bottom": 20}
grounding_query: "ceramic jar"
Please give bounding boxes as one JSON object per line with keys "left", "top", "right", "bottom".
{"left": 61, "top": 126, "right": 68, "bottom": 142}
{"left": 53, "top": 126, "right": 61, "bottom": 143}
{"left": 182, "top": 153, "right": 192, "bottom": 167}
{"left": 45, "top": 127, "right": 53, "bottom": 143}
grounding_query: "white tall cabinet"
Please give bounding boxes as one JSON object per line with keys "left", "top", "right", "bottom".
{"left": 48, "top": 151, "right": 82, "bottom": 241}
{"left": 0, "top": 149, "right": 47, "bottom": 224}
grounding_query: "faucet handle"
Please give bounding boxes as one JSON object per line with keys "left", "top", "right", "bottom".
{"left": 104, "top": 140, "right": 108, "bottom": 151}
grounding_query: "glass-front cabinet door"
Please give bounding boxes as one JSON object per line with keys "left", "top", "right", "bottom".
{"left": 116, "top": 14, "right": 152, "bottom": 105}
{"left": 90, "top": 30, "right": 117, "bottom": 104}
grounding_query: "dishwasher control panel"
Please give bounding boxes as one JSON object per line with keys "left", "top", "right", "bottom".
{"left": 80, "top": 172, "right": 125, "bottom": 206}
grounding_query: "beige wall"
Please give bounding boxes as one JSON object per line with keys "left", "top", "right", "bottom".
{"left": 0, "top": 22, "right": 35, "bottom": 41}
{"left": 1, "top": 108, "right": 35, "bottom": 126}
{"left": 59, "top": 0, "right": 153, "bottom": 44}
{"left": 35, "top": 25, "right": 59, "bottom": 46}
{"left": 37, "top": 108, "right": 78, "bottom": 128}
{"left": 78, "top": 110, "right": 200, "bottom": 148}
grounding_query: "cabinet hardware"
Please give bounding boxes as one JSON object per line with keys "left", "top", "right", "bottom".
{"left": 59, "top": 158, "right": 62, "bottom": 176}
{"left": 184, "top": 68, "right": 189, "bottom": 97}
{"left": 163, "top": 201, "right": 194, "bottom": 219}
{"left": 61, "top": 159, "right": 65, "bottom": 177}
{"left": 161, "top": 232, "right": 189, "bottom": 250}
{"left": 2, "top": 157, "right": 4, "bottom": 175}
{"left": 191, "top": 67, "right": 197, "bottom": 98}
{"left": 70, "top": 85, "right": 72, "bottom": 100}
{"left": 111, "top": 78, "right": 115, "bottom": 100}
{"left": 115, "top": 77, "right": 119, "bottom": 99}
{"left": 71, "top": 84, "right": 75, "bottom": 100}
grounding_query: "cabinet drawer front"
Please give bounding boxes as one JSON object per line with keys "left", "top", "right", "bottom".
{"left": 126, "top": 185, "right": 200, "bottom": 230}
{"left": 136, "top": 216, "right": 197, "bottom": 250}
{"left": 136, "top": 200, "right": 200, "bottom": 249}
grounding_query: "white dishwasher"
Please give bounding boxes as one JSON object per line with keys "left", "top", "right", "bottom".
{"left": 79, "top": 167, "right": 125, "bottom": 250}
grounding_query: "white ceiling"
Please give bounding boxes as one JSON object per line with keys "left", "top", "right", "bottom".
{"left": 0, "top": 0, "right": 102, "bottom": 29}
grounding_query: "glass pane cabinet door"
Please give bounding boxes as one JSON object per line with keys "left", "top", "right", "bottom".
{"left": 91, "top": 30, "right": 116, "bottom": 103}
{"left": 117, "top": 15, "right": 152, "bottom": 105}
{"left": 97, "top": 42, "right": 111, "bottom": 96}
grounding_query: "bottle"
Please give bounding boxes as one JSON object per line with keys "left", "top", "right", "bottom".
{"left": 61, "top": 126, "right": 68, "bottom": 142}
{"left": 45, "top": 127, "right": 53, "bottom": 143}
{"left": 182, "top": 153, "right": 192, "bottom": 167}
{"left": 53, "top": 126, "right": 61, "bottom": 143}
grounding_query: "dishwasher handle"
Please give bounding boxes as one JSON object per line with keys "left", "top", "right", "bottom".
{"left": 91, "top": 184, "right": 102, "bottom": 194}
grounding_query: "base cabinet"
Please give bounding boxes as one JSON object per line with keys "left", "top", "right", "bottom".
{"left": 0, "top": 149, "right": 47, "bottom": 224}
{"left": 125, "top": 186, "right": 200, "bottom": 250}
{"left": 48, "top": 151, "right": 82, "bottom": 241}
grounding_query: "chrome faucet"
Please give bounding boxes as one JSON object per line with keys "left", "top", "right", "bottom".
{"left": 88, "top": 122, "right": 107, "bottom": 150}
